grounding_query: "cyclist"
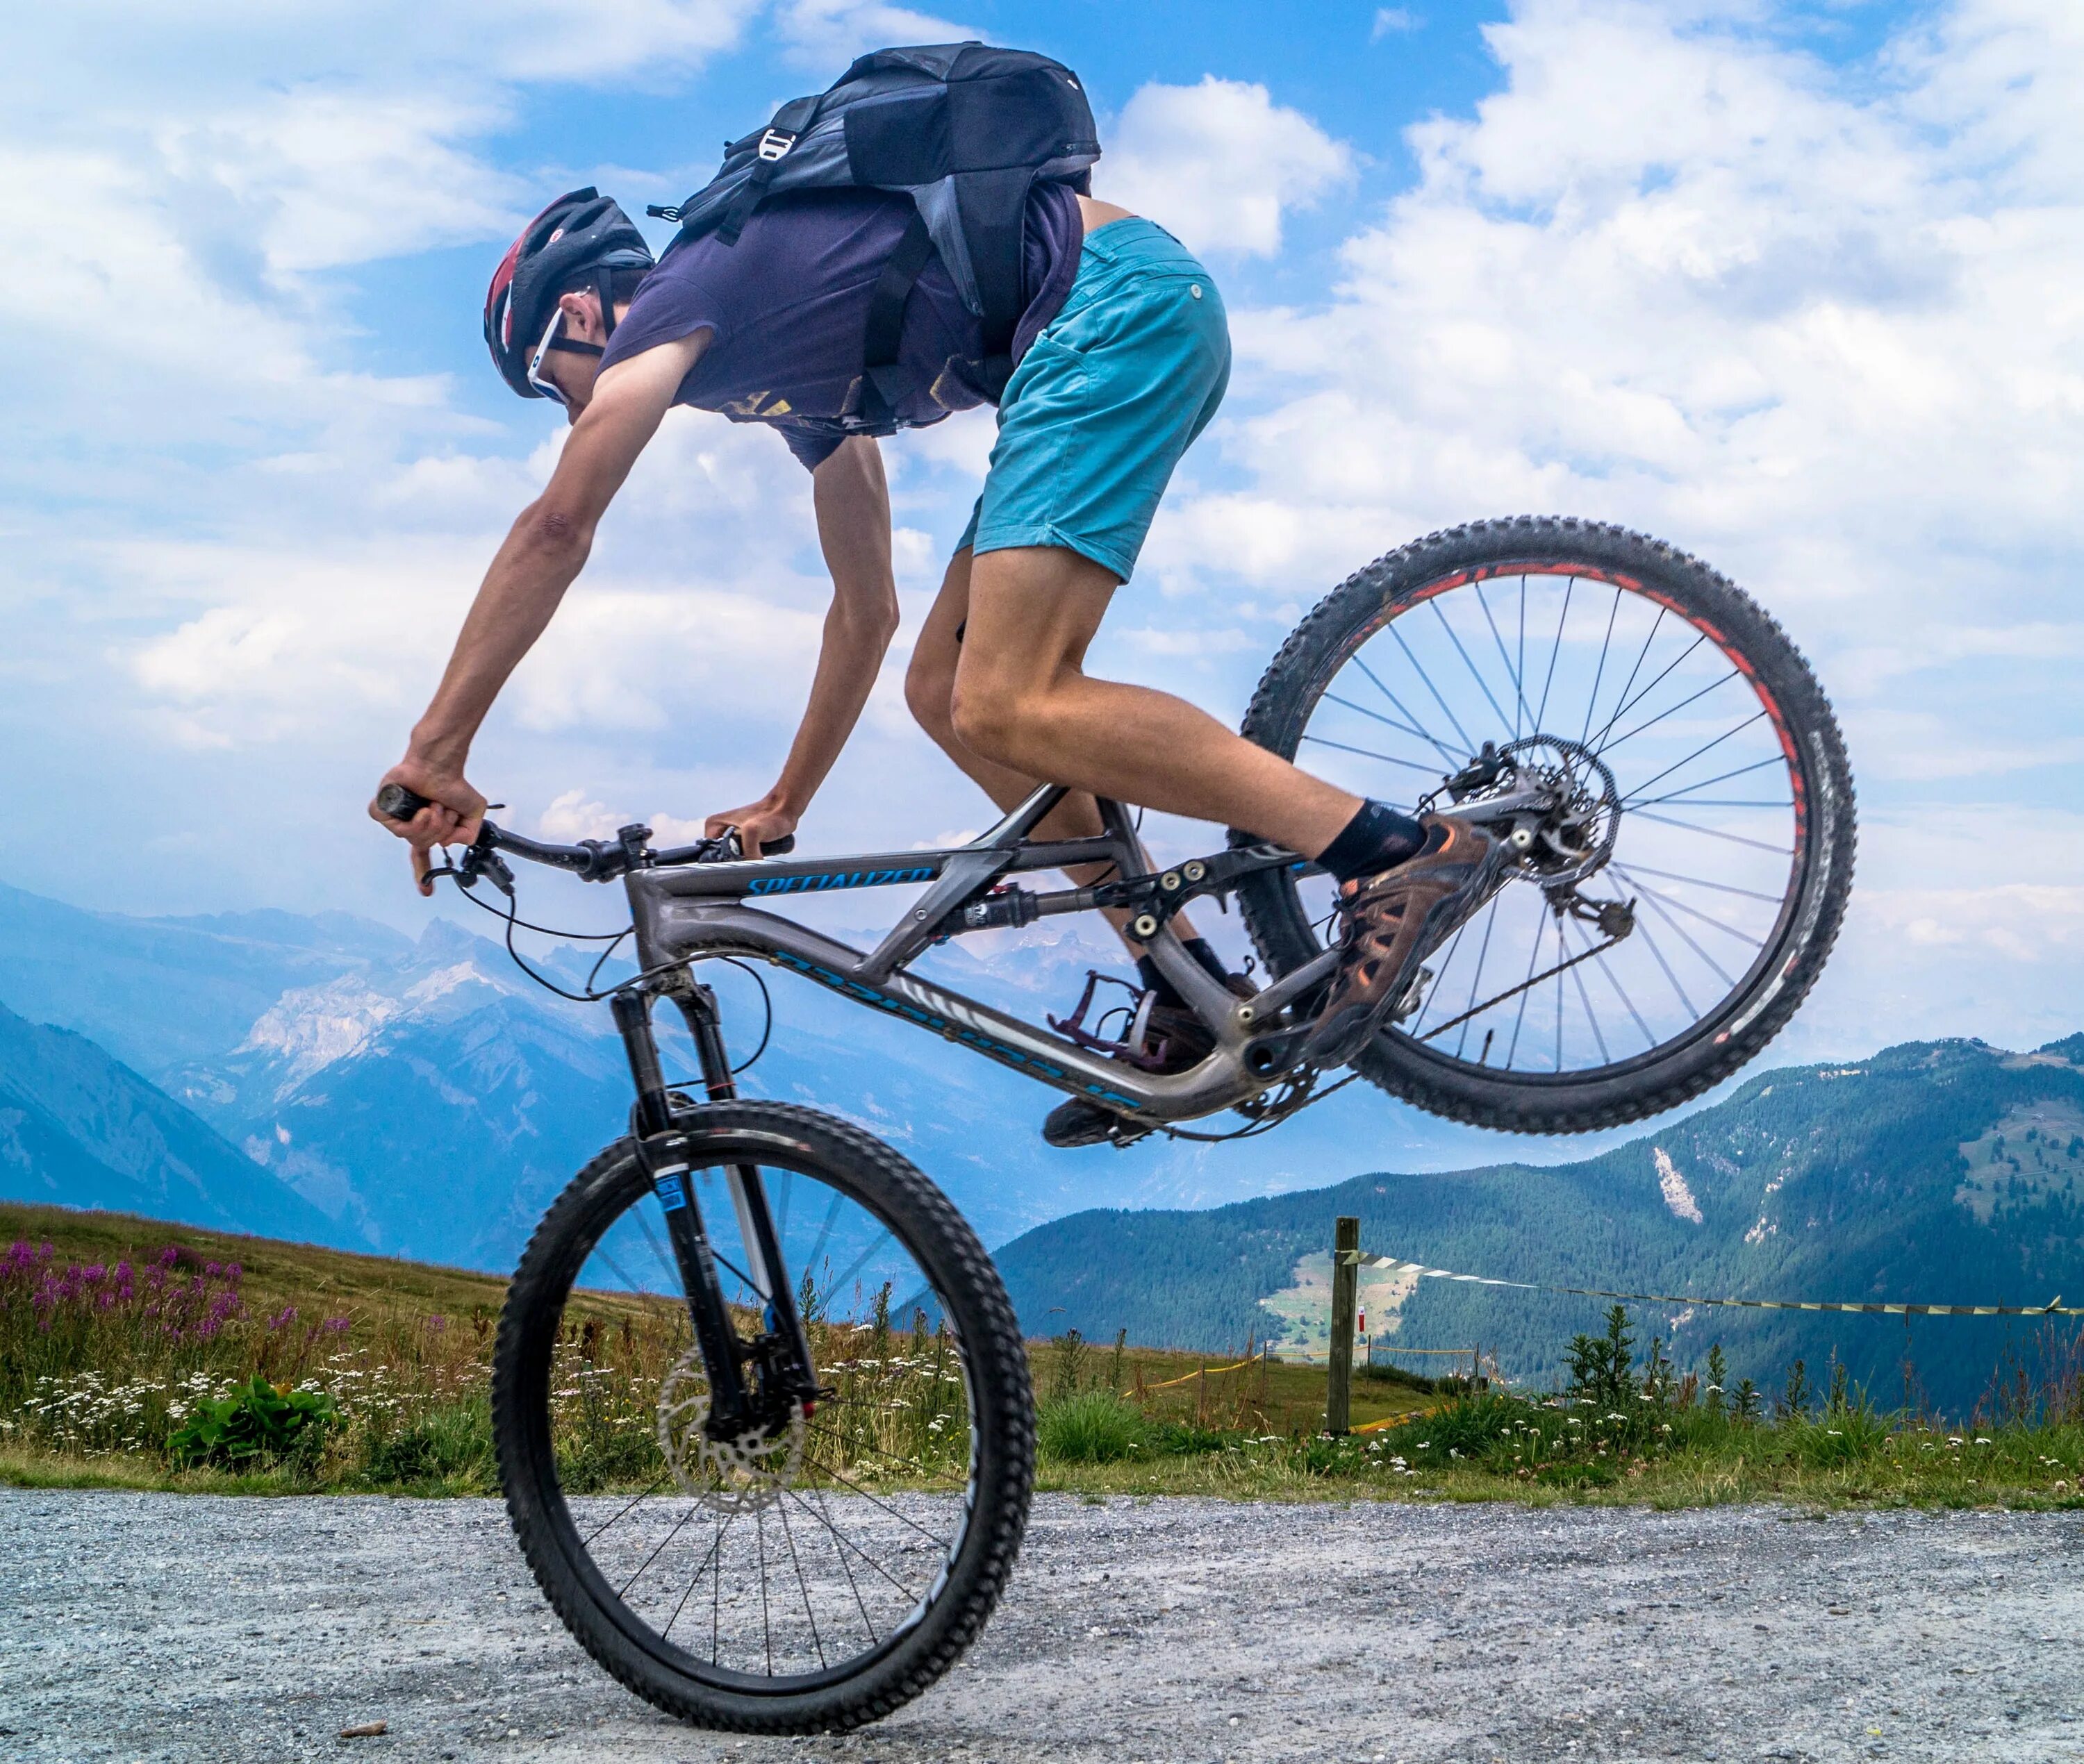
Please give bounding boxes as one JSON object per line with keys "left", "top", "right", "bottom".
{"left": 372, "top": 172, "right": 1501, "bottom": 1140}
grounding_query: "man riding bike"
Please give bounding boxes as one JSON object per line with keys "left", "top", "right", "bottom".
{"left": 370, "top": 56, "right": 1500, "bottom": 1145}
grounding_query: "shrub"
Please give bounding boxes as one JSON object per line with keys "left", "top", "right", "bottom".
{"left": 168, "top": 1375, "right": 338, "bottom": 1468}
{"left": 1370, "top": 1392, "right": 1548, "bottom": 1468}
{"left": 362, "top": 1399, "right": 495, "bottom": 1488}
{"left": 1037, "top": 1390, "right": 1143, "bottom": 1463}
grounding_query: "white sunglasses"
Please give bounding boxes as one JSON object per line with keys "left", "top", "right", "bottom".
{"left": 527, "top": 309, "right": 574, "bottom": 406}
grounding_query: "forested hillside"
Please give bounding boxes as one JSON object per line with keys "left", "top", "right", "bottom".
{"left": 996, "top": 1036, "right": 2084, "bottom": 1414}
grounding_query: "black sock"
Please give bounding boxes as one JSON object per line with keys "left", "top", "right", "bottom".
{"left": 1136, "top": 936, "right": 1229, "bottom": 1006}
{"left": 1317, "top": 800, "right": 1427, "bottom": 883}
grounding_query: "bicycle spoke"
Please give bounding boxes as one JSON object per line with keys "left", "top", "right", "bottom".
{"left": 1323, "top": 688, "right": 1439, "bottom": 747}
{"left": 756, "top": 1504, "right": 772, "bottom": 1675}
{"left": 824, "top": 1229, "right": 898, "bottom": 1312}
{"left": 1612, "top": 872, "right": 1771, "bottom": 949}
{"left": 1301, "top": 732, "right": 1444, "bottom": 776}
{"left": 633, "top": 1206, "right": 679, "bottom": 1295}
{"left": 1451, "top": 895, "right": 1503, "bottom": 1060}
{"left": 1630, "top": 914, "right": 1700, "bottom": 1019}
{"left": 1587, "top": 603, "right": 1667, "bottom": 750}
{"left": 1353, "top": 652, "right": 1464, "bottom": 767}
{"left": 810, "top": 1483, "right": 880, "bottom": 1643}
{"left": 786, "top": 1487, "right": 918, "bottom": 1605}
{"left": 1566, "top": 929, "right": 1610, "bottom": 1066}
{"left": 1552, "top": 914, "right": 1565, "bottom": 1073}
{"left": 1628, "top": 885, "right": 1738, "bottom": 990}
{"left": 662, "top": 1511, "right": 734, "bottom": 1647}
{"left": 775, "top": 1493, "right": 827, "bottom": 1670}
{"left": 1623, "top": 751, "right": 1785, "bottom": 808}
{"left": 1428, "top": 597, "right": 1514, "bottom": 735}
{"left": 1533, "top": 577, "right": 1575, "bottom": 732}
{"left": 1611, "top": 860, "right": 1787, "bottom": 904}
{"left": 1503, "top": 910, "right": 1547, "bottom": 1070}
{"left": 798, "top": 1453, "right": 956, "bottom": 1546}
{"left": 618, "top": 1500, "right": 705, "bottom": 1602}
{"left": 1615, "top": 708, "right": 1768, "bottom": 799}
{"left": 581, "top": 1474, "right": 674, "bottom": 1549}
{"left": 1572, "top": 919, "right": 1657, "bottom": 1051}
{"left": 1601, "top": 668, "right": 1742, "bottom": 756}
{"left": 1579, "top": 584, "right": 1623, "bottom": 745}
{"left": 1517, "top": 576, "right": 1527, "bottom": 738}
{"left": 1413, "top": 913, "right": 1475, "bottom": 1040}
{"left": 1628, "top": 809, "right": 1790, "bottom": 856}
{"left": 802, "top": 1186, "right": 847, "bottom": 1279}
{"left": 1590, "top": 629, "right": 1703, "bottom": 751}
{"left": 1474, "top": 581, "right": 1529, "bottom": 738}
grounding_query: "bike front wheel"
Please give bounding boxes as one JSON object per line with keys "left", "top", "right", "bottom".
{"left": 1239, "top": 517, "right": 1855, "bottom": 1133}
{"left": 492, "top": 1101, "right": 1034, "bottom": 1733}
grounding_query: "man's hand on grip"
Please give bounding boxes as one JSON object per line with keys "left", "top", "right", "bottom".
{"left": 370, "top": 760, "right": 488, "bottom": 897}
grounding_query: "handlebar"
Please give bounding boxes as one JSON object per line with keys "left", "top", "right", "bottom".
{"left": 374, "top": 783, "right": 793, "bottom": 884}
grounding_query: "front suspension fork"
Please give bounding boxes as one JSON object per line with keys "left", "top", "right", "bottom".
{"left": 611, "top": 985, "right": 817, "bottom": 1439}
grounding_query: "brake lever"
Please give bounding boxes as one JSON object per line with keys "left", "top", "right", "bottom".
{"left": 457, "top": 834, "right": 515, "bottom": 898}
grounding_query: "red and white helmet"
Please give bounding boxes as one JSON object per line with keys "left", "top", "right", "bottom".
{"left": 483, "top": 188, "right": 655, "bottom": 398}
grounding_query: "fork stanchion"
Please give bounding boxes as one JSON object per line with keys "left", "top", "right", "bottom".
{"left": 1325, "top": 1215, "right": 1360, "bottom": 1436}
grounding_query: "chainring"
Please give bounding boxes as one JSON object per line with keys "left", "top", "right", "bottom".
{"left": 656, "top": 1351, "right": 807, "bottom": 1513}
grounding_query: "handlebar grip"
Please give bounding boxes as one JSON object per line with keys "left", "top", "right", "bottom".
{"left": 375, "top": 782, "right": 432, "bottom": 824}
{"left": 759, "top": 834, "right": 797, "bottom": 856}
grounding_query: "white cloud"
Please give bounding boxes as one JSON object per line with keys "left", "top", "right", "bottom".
{"left": 1096, "top": 77, "right": 1355, "bottom": 258}
{"left": 773, "top": 1, "right": 978, "bottom": 73}
{"left": 1151, "top": 0, "right": 2084, "bottom": 788}
{"left": 1373, "top": 8, "right": 1421, "bottom": 37}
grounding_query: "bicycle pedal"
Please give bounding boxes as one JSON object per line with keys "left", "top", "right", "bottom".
{"left": 1389, "top": 963, "right": 1434, "bottom": 1026}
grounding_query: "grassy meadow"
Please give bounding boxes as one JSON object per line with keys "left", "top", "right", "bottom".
{"left": 6, "top": 1201, "right": 2084, "bottom": 1511}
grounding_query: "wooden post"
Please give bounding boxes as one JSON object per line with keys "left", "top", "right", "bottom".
{"left": 1326, "top": 1215, "right": 1360, "bottom": 1436}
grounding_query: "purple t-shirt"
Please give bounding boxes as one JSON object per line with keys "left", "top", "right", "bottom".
{"left": 598, "top": 184, "right": 1083, "bottom": 471}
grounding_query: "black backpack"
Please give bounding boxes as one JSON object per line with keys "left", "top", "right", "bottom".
{"left": 650, "top": 42, "right": 1099, "bottom": 427}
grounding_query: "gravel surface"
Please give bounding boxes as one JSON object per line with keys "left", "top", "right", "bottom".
{"left": 8, "top": 1489, "right": 2084, "bottom": 1763}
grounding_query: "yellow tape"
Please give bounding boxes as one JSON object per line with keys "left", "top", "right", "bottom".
{"left": 1339, "top": 1250, "right": 2076, "bottom": 1319}
{"left": 1144, "top": 1351, "right": 1266, "bottom": 1390}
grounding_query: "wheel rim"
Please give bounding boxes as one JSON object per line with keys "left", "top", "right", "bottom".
{"left": 534, "top": 1135, "right": 981, "bottom": 1695}
{"left": 1276, "top": 559, "right": 1814, "bottom": 1083}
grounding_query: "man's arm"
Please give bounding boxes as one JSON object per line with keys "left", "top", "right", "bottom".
{"left": 370, "top": 333, "right": 707, "bottom": 892}
{"left": 703, "top": 435, "right": 900, "bottom": 854}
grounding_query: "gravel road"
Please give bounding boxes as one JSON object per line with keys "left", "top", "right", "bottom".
{"left": 8, "top": 1490, "right": 2083, "bottom": 1763}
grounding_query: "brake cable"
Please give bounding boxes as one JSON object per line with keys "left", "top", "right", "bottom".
{"left": 422, "top": 857, "right": 774, "bottom": 1074}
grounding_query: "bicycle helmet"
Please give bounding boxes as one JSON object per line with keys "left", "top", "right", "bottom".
{"left": 484, "top": 188, "right": 655, "bottom": 399}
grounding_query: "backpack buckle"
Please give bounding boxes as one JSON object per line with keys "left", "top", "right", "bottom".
{"left": 757, "top": 128, "right": 797, "bottom": 162}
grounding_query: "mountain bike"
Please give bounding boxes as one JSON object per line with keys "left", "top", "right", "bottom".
{"left": 377, "top": 516, "right": 1854, "bottom": 1733}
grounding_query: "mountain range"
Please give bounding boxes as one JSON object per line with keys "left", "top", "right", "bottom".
{"left": 8, "top": 871, "right": 2078, "bottom": 1412}
{"left": 993, "top": 1034, "right": 2084, "bottom": 1414}
{"left": 0, "top": 876, "right": 1598, "bottom": 1266}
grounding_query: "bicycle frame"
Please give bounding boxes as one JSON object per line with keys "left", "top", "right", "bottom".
{"left": 620, "top": 785, "right": 1335, "bottom": 1127}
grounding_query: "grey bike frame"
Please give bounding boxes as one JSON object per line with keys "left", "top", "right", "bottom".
{"left": 624, "top": 786, "right": 1338, "bottom": 1128}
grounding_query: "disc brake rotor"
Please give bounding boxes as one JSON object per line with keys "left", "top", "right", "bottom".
{"left": 1450, "top": 735, "right": 1621, "bottom": 885}
{"left": 656, "top": 1351, "right": 807, "bottom": 1513}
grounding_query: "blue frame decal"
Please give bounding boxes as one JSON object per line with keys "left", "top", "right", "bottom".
{"left": 747, "top": 866, "right": 936, "bottom": 897}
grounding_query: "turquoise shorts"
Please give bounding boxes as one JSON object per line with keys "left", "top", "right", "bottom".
{"left": 957, "top": 218, "right": 1230, "bottom": 583}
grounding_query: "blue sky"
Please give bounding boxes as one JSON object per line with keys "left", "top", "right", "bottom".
{"left": 4, "top": 0, "right": 2083, "bottom": 1063}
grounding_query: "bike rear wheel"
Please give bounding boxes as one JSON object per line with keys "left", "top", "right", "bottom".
{"left": 1238, "top": 517, "right": 1855, "bottom": 1133}
{"left": 492, "top": 1101, "right": 1033, "bottom": 1732}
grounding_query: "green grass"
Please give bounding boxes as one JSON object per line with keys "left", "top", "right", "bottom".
{"left": 10, "top": 1204, "right": 2084, "bottom": 1511}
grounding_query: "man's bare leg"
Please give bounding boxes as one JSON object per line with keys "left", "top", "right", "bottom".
{"left": 946, "top": 546, "right": 1362, "bottom": 858}
{"left": 905, "top": 547, "right": 1216, "bottom": 951}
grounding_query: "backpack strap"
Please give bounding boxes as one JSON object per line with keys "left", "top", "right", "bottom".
{"left": 855, "top": 208, "right": 937, "bottom": 430}
{"left": 714, "top": 94, "right": 823, "bottom": 247}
